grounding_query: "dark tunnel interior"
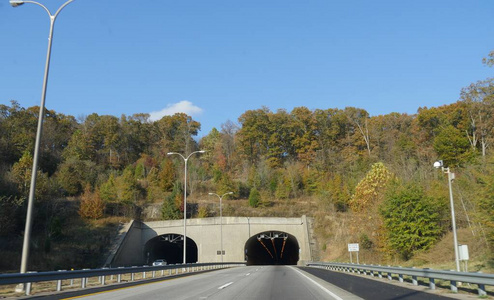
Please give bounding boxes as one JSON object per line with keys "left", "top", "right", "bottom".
{"left": 244, "top": 231, "right": 299, "bottom": 265}
{"left": 144, "top": 234, "right": 198, "bottom": 265}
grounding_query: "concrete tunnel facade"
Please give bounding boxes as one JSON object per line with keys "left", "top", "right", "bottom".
{"left": 109, "top": 216, "right": 313, "bottom": 267}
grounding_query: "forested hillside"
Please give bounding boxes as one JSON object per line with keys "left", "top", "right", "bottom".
{"left": 1, "top": 54, "right": 493, "bottom": 271}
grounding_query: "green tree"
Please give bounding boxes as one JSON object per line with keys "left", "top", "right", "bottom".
{"left": 162, "top": 182, "right": 182, "bottom": 220}
{"left": 115, "top": 166, "right": 140, "bottom": 204}
{"left": 248, "top": 188, "right": 261, "bottom": 208}
{"left": 476, "top": 167, "right": 494, "bottom": 263}
{"left": 433, "top": 125, "right": 472, "bottom": 167}
{"left": 57, "top": 158, "right": 98, "bottom": 195}
{"left": 0, "top": 195, "right": 23, "bottom": 236}
{"left": 380, "top": 184, "right": 446, "bottom": 260}
{"left": 100, "top": 173, "right": 118, "bottom": 202}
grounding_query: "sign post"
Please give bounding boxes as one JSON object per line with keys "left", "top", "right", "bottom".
{"left": 459, "top": 244, "right": 469, "bottom": 272}
{"left": 348, "top": 243, "right": 360, "bottom": 264}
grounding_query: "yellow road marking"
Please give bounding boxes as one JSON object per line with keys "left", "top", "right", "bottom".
{"left": 62, "top": 273, "right": 191, "bottom": 299}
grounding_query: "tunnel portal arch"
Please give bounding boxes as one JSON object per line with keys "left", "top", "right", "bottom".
{"left": 244, "top": 231, "right": 299, "bottom": 265}
{"left": 144, "top": 234, "right": 198, "bottom": 265}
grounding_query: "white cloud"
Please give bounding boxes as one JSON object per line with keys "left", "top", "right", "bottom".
{"left": 149, "top": 100, "right": 203, "bottom": 121}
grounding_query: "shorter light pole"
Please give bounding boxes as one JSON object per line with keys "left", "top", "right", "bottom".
{"left": 209, "top": 192, "right": 233, "bottom": 262}
{"left": 434, "top": 160, "right": 460, "bottom": 272}
{"left": 167, "top": 150, "right": 205, "bottom": 264}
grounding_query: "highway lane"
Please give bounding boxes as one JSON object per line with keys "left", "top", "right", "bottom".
{"left": 300, "top": 267, "right": 462, "bottom": 300}
{"left": 35, "top": 266, "right": 465, "bottom": 300}
{"left": 59, "top": 266, "right": 359, "bottom": 300}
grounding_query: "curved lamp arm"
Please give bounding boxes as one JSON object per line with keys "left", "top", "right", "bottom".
{"left": 10, "top": 0, "right": 73, "bottom": 19}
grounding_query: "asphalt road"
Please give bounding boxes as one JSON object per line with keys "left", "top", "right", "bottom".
{"left": 50, "top": 266, "right": 358, "bottom": 300}
{"left": 32, "top": 266, "right": 463, "bottom": 300}
{"left": 300, "top": 266, "right": 460, "bottom": 300}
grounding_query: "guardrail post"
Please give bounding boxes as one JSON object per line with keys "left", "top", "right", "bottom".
{"left": 117, "top": 267, "right": 124, "bottom": 283}
{"left": 82, "top": 268, "right": 89, "bottom": 288}
{"left": 478, "top": 284, "right": 486, "bottom": 297}
{"left": 378, "top": 271, "right": 382, "bottom": 279}
{"left": 450, "top": 280, "right": 458, "bottom": 293}
{"left": 399, "top": 274, "right": 403, "bottom": 283}
{"left": 387, "top": 272, "right": 392, "bottom": 281}
{"left": 412, "top": 275, "right": 418, "bottom": 286}
{"left": 143, "top": 271, "right": 146, "bottom": 279}
{"left": 25, "top": 281, "right": 32, "bottom": 296}
{"left": 429, "top": 278, "right": 435, "bottom": 290}
{"left": 57, "top": 270, "right": 64, "bottom": 291}
{"left": 101, "top": 267, "right": 108, "bottom": 285}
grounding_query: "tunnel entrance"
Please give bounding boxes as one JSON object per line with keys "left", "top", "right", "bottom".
{"left": 244, "top": 231, "right": 299, "bottom": 265}
{"left": 144, "top": 234, "right": 198, "bottom": 265}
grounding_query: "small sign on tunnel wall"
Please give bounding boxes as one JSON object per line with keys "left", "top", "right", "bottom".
{"left": 217, "top": 250, "right": 225, "bottom": 255}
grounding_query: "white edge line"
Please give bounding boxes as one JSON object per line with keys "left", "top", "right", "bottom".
{"left": 218, "top": 282, "right": 234, "bottom": 290}
{"left": 290, "top": 267, "right": 344, "bottom": 300}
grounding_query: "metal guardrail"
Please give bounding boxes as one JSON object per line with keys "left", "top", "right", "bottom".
{"left": 307, "top": 262, "right": 494, "bottom": 297}
{"left": 0, "top": 262, "right": 246, "bottom": 296}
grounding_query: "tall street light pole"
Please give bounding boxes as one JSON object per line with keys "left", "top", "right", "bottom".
{"left": 10, "top": 0, "right": 75, "bottom": 274}
{"left": 167, "top": 150, "right": 205, "bottom": 264}
{"left": 209, "top": 192, "right": 233, "bottom": 262}
{"left": 434, "top": 160, "right": 460, "bottom": 272}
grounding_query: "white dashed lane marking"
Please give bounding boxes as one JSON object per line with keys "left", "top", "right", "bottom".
{"left": 218, "top": 282, "right": 234, "bottom": 290}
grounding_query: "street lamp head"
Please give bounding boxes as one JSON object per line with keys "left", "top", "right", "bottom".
{"left": 227, "top": 192, "right": 233, "bottom": 195}
{"left": 10, "top": 0, "right": 24, "bottom": 7}
{"left": 167, "top": 152, "right": 176, "bottom": 155}
{"left": 208, "top": 192, "right": 215, "bottom": 196}
{"left": 198, "top": 150, "right": 206, "bottom": 153}
{"left": 433, "top": 160, "right": 443, "bottom": 169}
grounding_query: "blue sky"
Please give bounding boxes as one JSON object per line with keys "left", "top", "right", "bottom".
{"left": 1, "top": 0, "right": 493, "bottom": 137}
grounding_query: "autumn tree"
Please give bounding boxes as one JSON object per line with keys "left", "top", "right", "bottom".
{"left": 154, "top": 113, "right": 200, "bottom": 155}
{"left": 345, "top": 107, "right": 371, "bottom": 157}
{"left": 291, "top": 107, "right": 319, "bottom": 166}
{"left": 349, "top": 162, "right": 393, "bottom": 212}
{"left": 220, "top": 120, "right": 239, "bottom": 171}
{"left": 460, "top": 78, "right": 494, "bottom": 157}
{"left": 237, "top": 107, "right": 271, "bottom": 164}
{"left": 482, "top": 50, "right": 494, "bottom": 67}
{"left": 79, "top": 185, "right": 105, "bottom": 220}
